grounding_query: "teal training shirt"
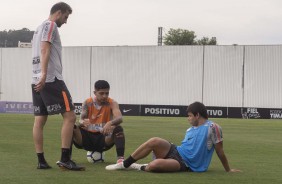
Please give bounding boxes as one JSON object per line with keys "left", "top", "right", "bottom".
{"left": 176, "top": 120, "right": 223, "bottom": 172}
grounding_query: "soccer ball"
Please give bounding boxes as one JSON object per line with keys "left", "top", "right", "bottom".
{"left": 86, "top": 151, "right": 105, "bottom": 163}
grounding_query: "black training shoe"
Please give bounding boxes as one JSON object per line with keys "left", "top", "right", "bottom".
{"left": 56, "top": 160, "right": 85, "bottom": 171}
{"left": 37, "top": 162, "right": 52, "bottom": 169}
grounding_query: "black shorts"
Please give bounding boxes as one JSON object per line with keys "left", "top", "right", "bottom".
{"left": 73, "top": 127, "right": 114, "bottom": 152}
{"left": 165, "top": 144, "right": 192, "bottom": 172}
{"left": 32, "top": 78, "right": 75, "bottom": 116}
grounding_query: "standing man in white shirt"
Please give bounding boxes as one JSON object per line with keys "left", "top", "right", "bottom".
{"left": 31, "top": 2, "right": 84, "bottom": 171}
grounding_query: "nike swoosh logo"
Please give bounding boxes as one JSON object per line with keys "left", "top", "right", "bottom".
{"left": 123, "top": 109, "right": 132, "bottom": 113}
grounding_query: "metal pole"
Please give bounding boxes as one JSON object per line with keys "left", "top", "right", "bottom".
{"left": 158, "top": 27, "right": 163, "bottom": 46}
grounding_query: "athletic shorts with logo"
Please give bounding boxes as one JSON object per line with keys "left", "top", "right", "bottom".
{"left": 32, "top": 78, "right": 74, "bottom": 116}
{"left": 73, "top": 127, "right": 114, "bottom": 152}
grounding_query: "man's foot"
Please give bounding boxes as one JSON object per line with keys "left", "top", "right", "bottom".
{"left": 56, "top": 160, "right": 85, "bottom": 171}
{"left": 105, "top": 162, "right": 148, "bottom": 171}
{"left": 37, "top": 162, "right": 52, "bottom": 169}
{"left": 105, "top": 162, "right": 126, "bottom": 170}
{"left": 130, "top": 163, "right": 148, "bottom": 171}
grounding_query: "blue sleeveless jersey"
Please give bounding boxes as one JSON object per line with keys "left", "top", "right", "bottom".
{"left": 176, "top": 120, "right": 223, "bottom": 172}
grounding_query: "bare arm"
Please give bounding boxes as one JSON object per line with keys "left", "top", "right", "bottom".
{"left": 102, "top": 100, "right": 123, "bottom": 135}
{"left": 215, "top": 141, "right": 242, "bottom": 173}
{"left": 78, "top": 100, "right": 91, "bottom": 127}
{"left": 34, "top": 41, "right": 50, "bottom": 92}
{"left": 109, "top": 100, "right": 123, "bottom": 126}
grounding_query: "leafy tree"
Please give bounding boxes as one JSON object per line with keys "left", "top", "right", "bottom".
{"left": 163, "top": 28, "right": 217, "bottom": 45}
{"left": 0, "top": 28, "right": 34, "bottom": 47}
{"left": 197, "top": 37, "right": 217, "bottom": 45}
{"left": 163, "top": 28, "right": 196, "bottom": 45}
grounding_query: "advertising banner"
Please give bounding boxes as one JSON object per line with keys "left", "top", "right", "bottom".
{"left": 0, "top": 101, "right": 33, "bottom": 114}
{"left": 206, "top": 106, "right": 227, "bottom": 118}
{"left": 1, "top": 101, "right": 281, "bottom": 119}
{"left": 269, "top": 109, "right": 282, "bottom": 119}
{"left": 74, "top": 103, "right": 141, "bottom": 116}
{"left": 119, "top": 104, "right": 140, "bottom": 116}
{"left": 74, "top": 103, "right": 82, "bottom": 115}
{"left": 141, "top": 105, "right": 187, "bottom": 117}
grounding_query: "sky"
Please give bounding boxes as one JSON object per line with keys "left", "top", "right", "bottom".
{"left": 1, "top": 0, "right": 282, "bottom": 46}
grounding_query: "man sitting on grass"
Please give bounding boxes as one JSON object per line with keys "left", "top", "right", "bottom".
{"left": 106, "top": 102, "right": 241, "bottom": 173}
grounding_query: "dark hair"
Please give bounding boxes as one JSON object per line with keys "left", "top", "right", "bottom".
{"left": 94, "top": 80, "right": 110, "bottom": 90}
{"left": 187, "top": 102, "right": 208, "bottom": 119}
{"left": 50, "top": 2, "right": 72, "bottom": 14}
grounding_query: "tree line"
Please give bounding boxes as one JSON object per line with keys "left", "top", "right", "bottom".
{"left": 0, "top": 27, "right": 216, "bottom": 47}
{"left": 0, "top": 28, "right": 34, "bottom": 47}
{"left": 163, "top": 28, "right": 216, "bottom": 45}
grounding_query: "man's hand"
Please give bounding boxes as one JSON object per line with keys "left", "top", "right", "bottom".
{"left": 228, "top": 169, "right": 242, "bottom": 173}
{"left": 34, "top": 75, "right": 46, "bottom": 92}
{"left": 79, "top": 119, "right": 91, "bottom": 128}
{"left": 102, "top": 121, "right": 113, "bottom": 135}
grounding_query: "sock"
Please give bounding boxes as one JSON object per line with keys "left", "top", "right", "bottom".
{"left": 37, "top": 152, "right": 47, "bottom": 164}
{"left": 116, "top": 148, "right": 124, "bottom": 158}
{"left": 113, "top": 126, "right": 125, "bottom": 157}
{"left": 123, "top": 155, "right": 136, "bottom": 168}
{"left": 61, "top": 148, "right": 71, "bottom": 163}
{"left": 69, "top": 142, "right": 73, "bottom": 160}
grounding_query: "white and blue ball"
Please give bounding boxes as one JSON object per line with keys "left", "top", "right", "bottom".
{"left": 86, "top": 151, "right": 105, "bottom": 163}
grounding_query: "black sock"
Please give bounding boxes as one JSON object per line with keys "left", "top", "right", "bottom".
{"left": 37, "top": 152, "right": 47, "bottom": 164}
{"left": 123, "top": 155, "right": 136, "bottom": 168}
{"left": 61, "top": 148, "right": 71, "bottom": 163}
{"left": 113, "top": 126, "right": 125, "bottom": 157}
{"left": 69, "top": 142, "right": 73, "bottom": 160}
{"left": 116, "top": 148, "right": 124, "bottom": 158}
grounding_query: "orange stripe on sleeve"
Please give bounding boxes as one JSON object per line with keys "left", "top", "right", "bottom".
{"left": 62, "top": 91, "right": 70, "bottom": 112}
{"left": 47, "top": 22, "right": 54, "bottom": 42}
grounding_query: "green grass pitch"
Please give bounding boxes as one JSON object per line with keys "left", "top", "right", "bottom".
{"left": 0, "top": 114, "right": 281, "bottom": 184}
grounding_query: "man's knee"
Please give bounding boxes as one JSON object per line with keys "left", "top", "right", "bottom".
{"left": 62, "top": 111, "right": 76, "bottom": 123}
{"left": 34, "top": 116, "right": 48, "bottom": 127}
{"left": 146, "top": 137, "right": 163, "bottom": 147}
{"left": 73, "top": 125, "right": 80, "bottom": 135}
{"left": 69, "top": 113, "right": 76, "bottom": 123}
{"left": 112, "top": 126, "right": 124, "bottom": 138}
{"left": 72, "top": 126, "right": 83, "bottom": 145}
{"left": 146, "top": 161, "right": 162, "bottom": 172}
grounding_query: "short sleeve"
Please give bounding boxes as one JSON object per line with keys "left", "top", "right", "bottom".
{"left": 209, "top": 123, "right": 223, "bottom": 144}
{"left": 41, "top": 21, "right": 57, "bottom": 43}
